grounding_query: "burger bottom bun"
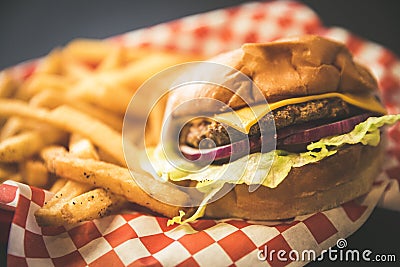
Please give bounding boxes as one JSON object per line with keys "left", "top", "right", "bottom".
{"left": 204, "top": 141, "right": 385, "bottom": 220}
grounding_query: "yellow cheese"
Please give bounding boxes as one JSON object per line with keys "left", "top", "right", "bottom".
{"left": 213, "top": 92, "right": 387, "bottom": 133}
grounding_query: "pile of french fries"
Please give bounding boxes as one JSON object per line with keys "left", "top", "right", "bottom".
{"left": 0, "top": 39, "right": 197, "bottom": 226}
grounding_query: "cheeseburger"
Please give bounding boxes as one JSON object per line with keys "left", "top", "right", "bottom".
{"left": 149, "top": 35, "right": 400, "bottom": 222}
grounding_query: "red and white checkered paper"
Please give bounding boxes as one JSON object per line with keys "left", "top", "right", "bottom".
{"left": 1, "top": 1, "right": 400, "bottom": 266}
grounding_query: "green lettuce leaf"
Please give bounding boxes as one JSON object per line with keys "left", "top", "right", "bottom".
{"left": 173, "top": 147, "right": 336, "bottom": 189}
{"left": 167, "top": 181, "right": 225, "bottom": 225}
{"left": 308, "top": 114, "right": 400, "bottom": 149}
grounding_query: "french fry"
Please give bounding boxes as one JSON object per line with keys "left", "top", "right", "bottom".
{"left": 49, "top": 178, "right": 66, "bottom": 193}
{"left": 20, "top": 73, "right": 72, "bottom": 98}
{"left": 96, "top": 46, "right": 124, "bottom": 71}
{"left": 0, "top": 99, "right": 50, "bottom": 120}
{"left": 47, "top": 106, "right": 125, "bottom": 165}
{"left": 145, "top": 93, "right": 169, "bottom": 147}
{"left": 0, "top": 130, "right": 65, "bottom": 162}
{"left": 29, "top": 90, "right": 123, "bottom": 131}
{"left": 97, "top": 148, "right": 122, "bottom": 166}
{"left": 28, "top": 90, "right": 61, "bottom": 109}
{"left": 1, "top": 39, "right": 198, "bottom": 226}
{"left": 114, "top": 52, "right": 196, "bottom": 90}
{"left": 62, "top": 39, "right": 114, "bottom": 65}
{"left": 0, "top": 131, "right": 47, "bottom": 162}
{"left": 67, "top": 50, "right": 198, "bottom": 114}
{"left": 36, "top": 137, "right": 126, "bottom": 226}
{"left": 41, "top": 146, "right": 191, "bottom": 218}
{"left": 122, "top": 47, "right": 159, "bottom": 64}
{"left": 0, "top": 70, "right": 18, "bottom": 98}
{"left": 35, "top": 49, "right": 63, "bottom": 75}
{"left": 69, "top": 134, "right": 99, "bottom": 160}
{"left": 61, "top": 58, "right": 92, "bottom": 81}
{"left": 0, "top": 117, "right": 23, "bottom": 141}
{"left": 20, "top": 160, "right": 49, "bottom": 187}
{"left": 70, "top": 77, "right": 132, "bottom": 114}
{"left": 35, "top": 134, "right": 98, "bottom": 226}
{"left": 61, "top": 188, "right": 125, "bottom": 224}
{"left": 0, "top": 100, "right": 124, "bottom": 165}
{"left": 1, "top": 115, "right": 64, "bottom": 141}
{"left": 35, "top": 135, "right": 126, "bottom": 226}
{"left": 68, "top": 101, "right": 123, "bottom": 132}
{"left": 34, "top": 180, "right": 93, "bottom": 226}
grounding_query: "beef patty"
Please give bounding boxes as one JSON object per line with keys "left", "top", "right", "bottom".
{"left": 180, "top": 98, "right": 360, "bottom": 148}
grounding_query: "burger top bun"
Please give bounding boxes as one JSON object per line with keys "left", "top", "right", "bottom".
{"left": 167, "top": 35, "right": 378, "bottom": 116}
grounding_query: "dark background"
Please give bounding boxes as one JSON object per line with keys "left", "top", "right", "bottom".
{"left": 0, "top": 0, "right": 399, "bottom": 69}
{"left": 1, "top": 0, "right": 399, "bottom": 265}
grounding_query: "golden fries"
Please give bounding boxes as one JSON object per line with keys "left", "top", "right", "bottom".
{"left": 0, "top": 117, "right": 23, "bottom": 141}
{"left": 20, "top": 160, "right": 49, "bottom": 187}
{"left": 114, "top": 52, "right": 194, "bottom": 91}
{"left": 61, "top": 188, "right": 125, "bottom": 224}
{"left": 35, "top": 135, "right": 96, "bottom": 226}
{"left": 0, "top": 99, "right": 49, "bottom": 120}
{"left": 0, "top": 37, "right": 200, "bottom": 226}
{"left": 96, "top": 46, "right": 124, "bottom": 71}
{"left": 0, "top": 130, "right": 65, "bottom": 162}
{"left": 0, "top": 70, "right": 18, "bottom": 98}
{"left": 29, "top": 90, "right": 123, "bottom": 131}
{"left": 35, "top": 180, "right": 93, "bottom": 226}
{"left": 48, "top": 106, "right": 125, "bottom": 165}
{"left": 0, "top": 100, "right": 124, "bottom": 165}
{"left": 69, "top": 134, "right": 99, "bottom": 160}
{"left": 41, "top": 146, "right": 191, "bottom": 218}
{"left": 21, "top": 73, "right": 71, "bottom": 98}
{"left": 62, "top": 58, "right": 92, "bottom": 81}
{"left": 62, "top": 39, "right": 115, "bottom": 65}
{"left": 34, "top": 49, "right": 63, "bottom": 75}
{"left": 69, "top": 77, "right": 132, "bottom": 114}
{"left": 49, "top": 178, "right": 66, "bottom": 193}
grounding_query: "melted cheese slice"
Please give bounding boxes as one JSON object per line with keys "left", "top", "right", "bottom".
{"left": 213, "top": 93, "right": 387, "bottom": 133}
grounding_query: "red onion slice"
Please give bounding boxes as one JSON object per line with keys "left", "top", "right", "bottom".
{"left": 180, "top": 135, "right": 273, "bottom": 163}
{"left": 279, "top": 113, "right": 372, "bottom": 145}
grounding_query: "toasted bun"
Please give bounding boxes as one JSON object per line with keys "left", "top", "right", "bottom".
{"left": 167, "top": 35, "right": 378, "bottom": 116}
{"left": 204, "top": 140, "right": 385, "bottom": 220}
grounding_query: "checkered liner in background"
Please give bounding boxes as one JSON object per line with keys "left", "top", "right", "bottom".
{"left": 1, "top": 1, "right": 399, "bottom": 266}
